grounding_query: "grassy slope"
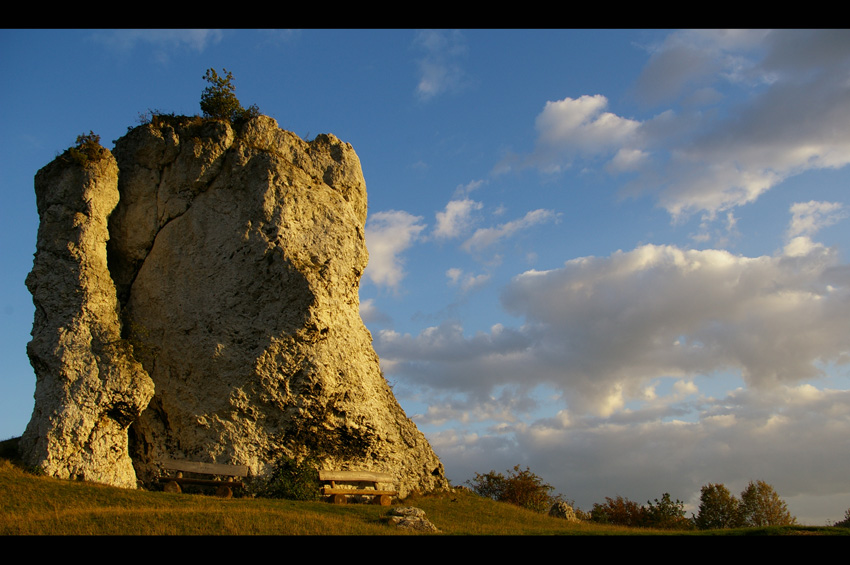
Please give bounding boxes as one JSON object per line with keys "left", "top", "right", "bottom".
{"left": 1, "top": 456, "right": 846, "bottom": 535}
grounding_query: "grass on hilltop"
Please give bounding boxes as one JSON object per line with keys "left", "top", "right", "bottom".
{"left": 1, "top": 439, "right": 846, "bottom": 535}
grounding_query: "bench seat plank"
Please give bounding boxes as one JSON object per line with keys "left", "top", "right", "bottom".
{"left": 162, "top": 458, "right": 250, "bottom": 477}
{"left": 159, "top": 477, "right": 243, "bottom": 487}
{"left": 319, "top": 469, "right": 397, "bottom": 505}
{"left": 322, "top": 488, "right": 397, "bottom": 496}
{"left": 318, "top": 470, "right": 393, "bottom": 483}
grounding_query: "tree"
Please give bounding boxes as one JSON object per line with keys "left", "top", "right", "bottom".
{"left": 738, "top": 480, "right": 796, "bottom": 527}
{"left": 466, "top": 469, "right": 506, "bottom": 502}
{"left": 466, "top": 465, "right": 558, "bottom": 513}
{"left": 834, "top": 508, "right": 850, "bottom": 528}
{"left": 694, "top": 483, "right": 741, "bottom": 530}
{"left": 200, "top": 68, "right": 259, "bottom": 123}
{"left": 645, "top": 492, "right": 691, "bottom": 530}
{"left": 590, "top": 495, "right": 648, "bottom": 527}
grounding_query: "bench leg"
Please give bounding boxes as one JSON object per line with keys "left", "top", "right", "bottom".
{"left": 330, "top": 494, "right": 347, "bottom": 504}
{"left": 373, "top": 494, "right": 391, "bottom": 506}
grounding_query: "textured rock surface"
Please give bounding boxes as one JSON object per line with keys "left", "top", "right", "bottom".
{"left": 23, "top": 114, "right": 446, "bottom": 496}
{"left": 387, "top": 506, "right": 441, "bottom": 532}
{"left": 549, "top": 501, "right": 581, "bottom": 522}
{"left": 21, "top": 147, "right": 155, "bottom": 488}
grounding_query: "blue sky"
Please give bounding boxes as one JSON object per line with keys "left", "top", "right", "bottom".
{"left": 2, "top": 29, "right": 849, "bottom": 525}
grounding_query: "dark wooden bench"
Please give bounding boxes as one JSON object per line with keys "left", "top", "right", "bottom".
{"left": 319, "top": 470, "right": 397, "bottom": 505}
{"left": 158, "top": 458, "right": 250, "bottom": 498}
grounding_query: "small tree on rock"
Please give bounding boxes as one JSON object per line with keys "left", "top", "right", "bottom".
{"left": 200, "top": 68, "right": 259, "bottom": 124}
{"left": 67, "top": 131, "right": 109, "bottom": 167}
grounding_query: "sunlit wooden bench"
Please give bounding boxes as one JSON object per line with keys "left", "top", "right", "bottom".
{"left": 158, "top": 458, "right": 250, "bottom": 498}
{"left": 319, "top": 470, "right": 397, "bottom": 505}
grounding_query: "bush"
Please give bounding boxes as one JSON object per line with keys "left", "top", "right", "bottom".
{"left": 834, "top": 508, "right": 850, "bottom": 528}
{"left": 67, "top": 131, "right": 108, "bottom": 167}
{"left": 253, "top": 456, "right": 320, "bottom": 501}
{"left": 590, "top": 495, "right": 648, "bottom": 527}
{"left": 466, "top": 464, "right": 559, "bottom": 513}
{"left": 200, "top": 68, "right": 260, "bottom": 124}
{"left": 645, "top": 492, "right": 692, "bottom": 530}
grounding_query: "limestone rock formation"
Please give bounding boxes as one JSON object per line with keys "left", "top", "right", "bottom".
{"left": 549, "top": 501, "right": 581, "bottom": 522}
{"left": 21, "top": 144, "right": 155, "bottom": 488}
{"left": 23, "top": 115, "right": 448, "bottom": 497}
{"left": 387, "top": 506, "right": 441, "bottom": 532}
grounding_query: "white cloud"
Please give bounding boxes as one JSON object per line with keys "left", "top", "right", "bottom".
{"left": 452, "top": 179, "right": 485, "bottom": 199}
{"left": 92, "top": 29, "right": 224, "bottom": 55}
{"left": 607, "top": 148, "right": 649, "bottom": 173}
{"left": 413, "top": 29, "right": 469, "bottom": 101}
{"left": 505, "top": 241, "right": 847, "bottom": 392}
{"left": 523, "top": 30, "right": 850, "bottom": 223}
{"left": 378, "top": 232, "right": 849, "bottom": 419}
{"left": 363, "top": 210, "right": 426, "bottom": 291}
{"left": 462, "top": 209, "right": 560, "bottom": 253}
{"left": 536, "top": 94, "right": 640, "bottom": 152}
{"left": 433, "top": 198, "right": 483, "bottom": 240}
{"left": 529, "top": 94, "right": 641, "bottom": 173}
{"left": 787, "top": 201, "right": 847, "bottom": 239}
{"left": 446, "top": 268, "right": 490, "bottom": 292}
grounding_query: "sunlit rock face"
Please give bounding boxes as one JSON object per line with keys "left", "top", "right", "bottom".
{"left": 22, "top": 147, "right": 154, "bottom": 488}
{"left": 23, "top": 115, "right": 447, "bottom": 497}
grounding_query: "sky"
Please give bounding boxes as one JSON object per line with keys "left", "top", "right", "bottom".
{"left": 2, "top": 29, "right": 849, "bottom": 525}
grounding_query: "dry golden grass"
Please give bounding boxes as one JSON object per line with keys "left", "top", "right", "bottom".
{"left": 2, "top": 459, "right": 846, "bottom": 535}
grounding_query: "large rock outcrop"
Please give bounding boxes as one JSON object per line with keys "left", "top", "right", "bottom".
{"left": 21, "top": 143, "right": 154, "bottom": 488}
{"left": 23, "top": 115, "right": 448, "bottom": 497}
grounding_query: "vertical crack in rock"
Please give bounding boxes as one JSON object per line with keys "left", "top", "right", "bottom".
{"left": 24, "top": 115, "right": 447, "bottom": 496}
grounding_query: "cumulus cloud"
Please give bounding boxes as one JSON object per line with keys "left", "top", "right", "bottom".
{"left": 363, "top": 210, "right": 426, "bottom": 291}
{"left": 433, "top": 198, "right": 483, "bottom": 240}
{"left": 377, "top": 236, "right": 850, "bottom": 418}
{"left": 536, "top": 95, "right": 640, "bottom": 155}
{"left": 524, "top": 30, "right": 850, "bottom": 223}
{"left": 462, "top": 209, "right": 560, "bottom": 253}
{"left": 519, "top": 93, "right": 647, "bottom": 176}
{"left": 501, "top": 241, "right": 849, "bottom": 406}
{"left": 413, "top": 29, "right": 469, "bottom": 101}
{"left": 787, "top": 201, "right": 847, "bottom": 239}
{"left": 527, "top": 94, "right": 641, "bottom": 174}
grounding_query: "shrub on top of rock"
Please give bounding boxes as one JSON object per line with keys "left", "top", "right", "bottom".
{"left": 200, "top": 68, "right": 260, "bottom": 125}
